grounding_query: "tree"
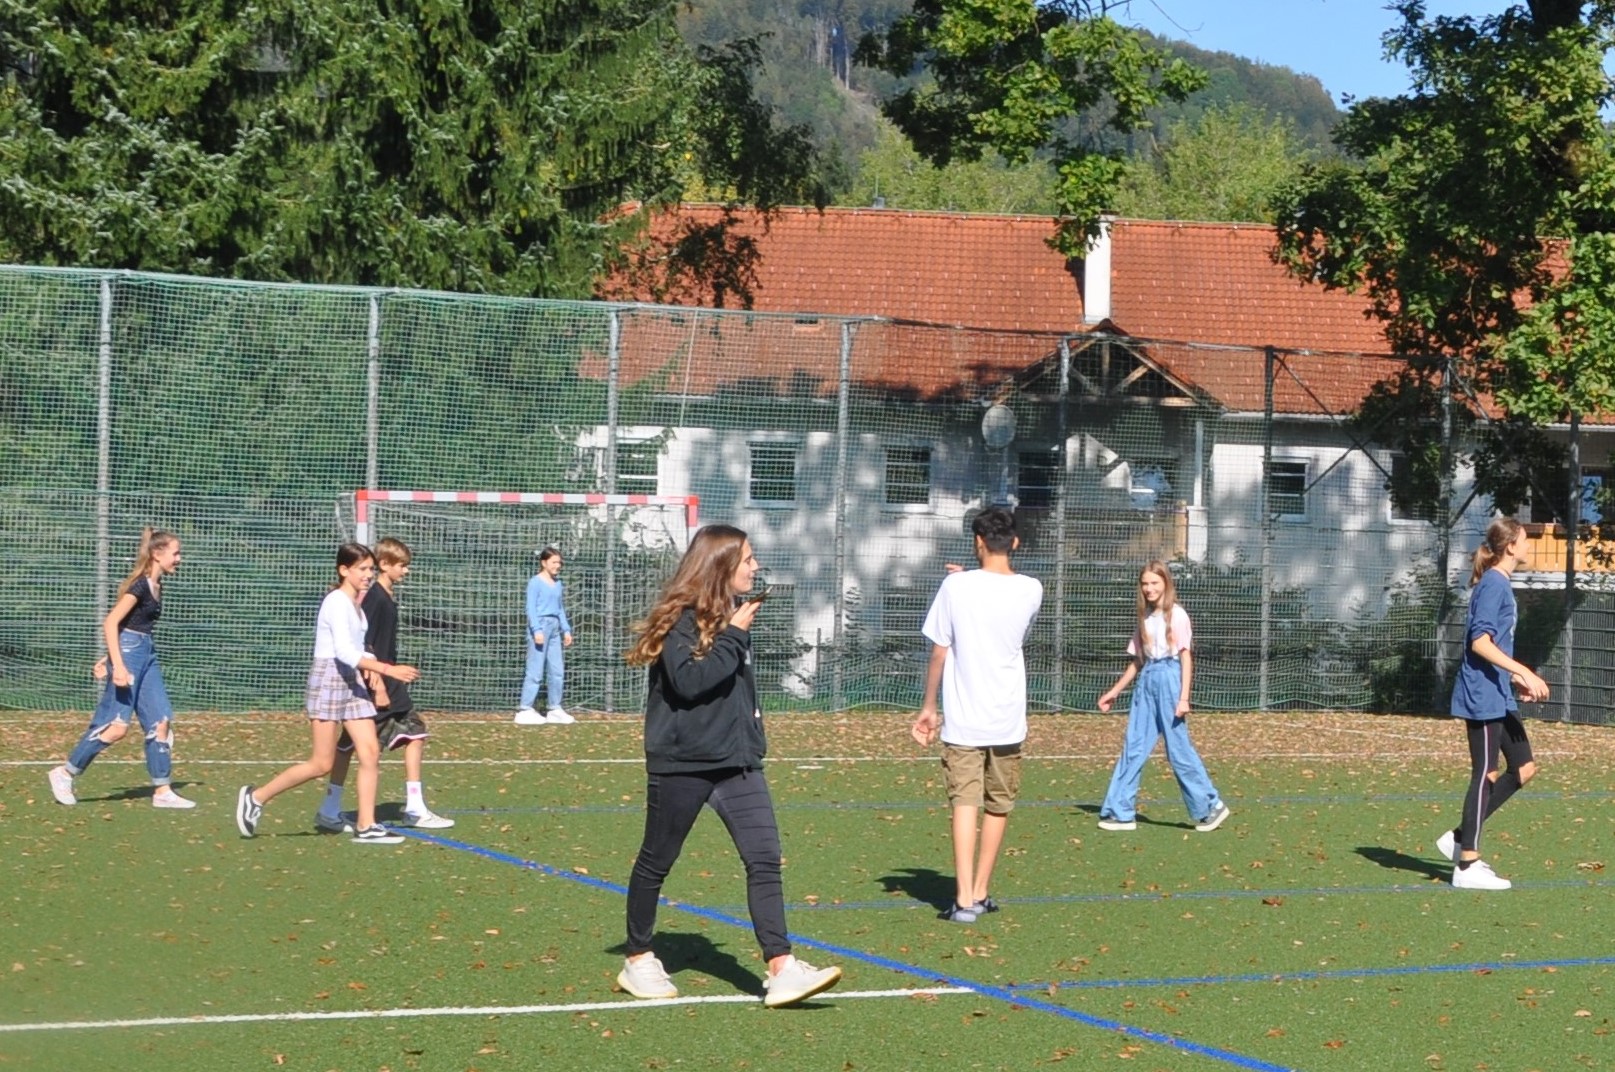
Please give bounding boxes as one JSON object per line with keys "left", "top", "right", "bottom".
{"left": 854, "top": 0, "right": 1207, "bottom": 253}
{"left": 1272, "top": 1, "right": 1615, "bottom": 522}
{"left": 0, "top": 1, "right": 825, "bottom": 299}
{"left": 839, "top": 121, "right": 1057, "bottom": 213}
{"left": 1111, "top": 103, "right": 1315, "bottom": 223}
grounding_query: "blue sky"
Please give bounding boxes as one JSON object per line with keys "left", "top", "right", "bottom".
{"left": 1125, "top": 0, "right": 1513, "bottom": 104}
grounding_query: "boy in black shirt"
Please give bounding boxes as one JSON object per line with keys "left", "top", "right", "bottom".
{"left": 316, "top": 538, "right": 454, "bottom": 831}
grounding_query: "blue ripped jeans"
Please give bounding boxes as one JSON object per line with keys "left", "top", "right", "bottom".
{"left": 67, "top": 631, "right": 174, "bottom": 786}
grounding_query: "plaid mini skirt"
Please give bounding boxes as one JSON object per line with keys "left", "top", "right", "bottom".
{"left": 304, "top": 658, "right": 378, "bottom": 722}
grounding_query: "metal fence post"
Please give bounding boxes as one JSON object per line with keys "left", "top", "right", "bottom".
{"left": 366, "top": 295, "right": 380, "bottom": 491}
{"left": 96, "top": 276, "right": 113, "bottom": 637}
{"left": 1436, "top": 354, "right": 1455, "bottom": 683}
{"left": 1565, "top": 408, "right": 1580, "bottom": 721}
{"left": 605, "top": 308, "right": 621, "bottom": 713}
{"left": 1054, "top": 338, "right": 1071, "bottom": 708}
{"left": 832, "top": 320, "right": 853, "bottom": 712}
{"left": 1260, "top": 346, "right": 1275, "bottom": 712}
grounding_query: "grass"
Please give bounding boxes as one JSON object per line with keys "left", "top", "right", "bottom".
{"left": 2, "top": 710, "right": 1613, "bottom": 1072}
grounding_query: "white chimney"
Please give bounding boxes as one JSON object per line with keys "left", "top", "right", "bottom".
{"left": 1082, "top": 218, "right": 1112, "bottom": 325}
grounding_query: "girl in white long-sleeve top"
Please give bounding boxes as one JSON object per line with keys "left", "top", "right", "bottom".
{"left": 234, "top": 543, "right": 419, "bottom": 844}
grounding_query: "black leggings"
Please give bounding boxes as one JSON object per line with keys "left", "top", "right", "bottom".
{"left": 625, "top": 767, "right": 790, "bottom": 960}
{"left": 1459, "top": 713, "right": 1535, "bottom": 854}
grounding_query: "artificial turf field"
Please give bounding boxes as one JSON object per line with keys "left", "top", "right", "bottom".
{"left": 3, "top": 710, "right": 1612, "bottom": 1072}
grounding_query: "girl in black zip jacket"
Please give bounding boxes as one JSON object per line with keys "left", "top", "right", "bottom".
{"left": 615, "top": 524, "right": 841, "bottom": 1009}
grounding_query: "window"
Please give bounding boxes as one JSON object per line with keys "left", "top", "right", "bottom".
{"left": 1389, "top": 453, "right": 1437, "bottom": 523}
{"left": 884, "top": 446, "right": 932, "bottom": 507}
{"left": 748, "top": 443, "right": 797, "bottom": 504}
{"left": 1531, "top": 469, "right": 1610, "bottom": 525}
{"left": 1128, "top": 461, "right": 1174, "bottom": 511}
{"left": 1267, "top": 460, "right": 1308, "bottom": 518}
{"left": 616, "top": 440, "right": 660, "bottom": 495}
{"left": 1017, "top": 447, "right": 1062, "bottom": 510}
{"left": 880, "top": 585, "right": 928, "bottom": 644}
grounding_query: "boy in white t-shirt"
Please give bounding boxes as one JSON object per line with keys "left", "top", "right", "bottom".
{"left": 911, "top": 507, "right": 1043, "bottom": 924}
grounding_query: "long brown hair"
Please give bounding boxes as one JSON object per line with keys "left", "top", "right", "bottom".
{"left": 118, "top": 528, "right": 178, "bottom": 598}
{"left": 1135, "top": 560, "right": 1180, "bottom": 655}
{"left": 626, "top": 525, "right": 749, "bottom": 666}
{"left": 1470, "top": 517, "right": 1524, "bottom": 585}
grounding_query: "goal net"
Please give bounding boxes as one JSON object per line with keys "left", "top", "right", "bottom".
{"left": 344, "top": 490, "right": 699, "bottom": 714}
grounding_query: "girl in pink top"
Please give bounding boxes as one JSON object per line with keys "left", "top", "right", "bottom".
{"left": 1095, "top": 561, "right": 1229, "bottom": 833}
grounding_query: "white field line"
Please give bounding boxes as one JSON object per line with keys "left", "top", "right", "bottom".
{"left": 0, "top": 988, "right": 975, "bottom": 1033}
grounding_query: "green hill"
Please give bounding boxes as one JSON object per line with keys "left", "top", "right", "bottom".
{"left": 676, "top": 2, "right": 1341, "bottom": 207}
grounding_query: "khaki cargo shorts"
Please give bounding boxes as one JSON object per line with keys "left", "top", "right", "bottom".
{"left": 941, "top": 742, "right": 1023, "bottom": 815}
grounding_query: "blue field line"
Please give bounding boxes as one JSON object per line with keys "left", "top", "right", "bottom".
{"left": 997, "top": 954, "right": 1615, "bottom": 993}
{"left": 705, "top": 875, "right": 1612, "bottom": 915}
{"left": 444, "top": 787, "right": 1612, "bottom": 818}
{"left": 402, "top": 828, "right": 1299, "bottom": 1072}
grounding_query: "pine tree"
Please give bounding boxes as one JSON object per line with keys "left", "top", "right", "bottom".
{"left": 0, "top": 0, "right": 702, "bottom": 297}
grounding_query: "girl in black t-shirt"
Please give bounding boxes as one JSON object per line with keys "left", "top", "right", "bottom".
{"left": 48, "top": 528, "right": 194, "bottom": 809}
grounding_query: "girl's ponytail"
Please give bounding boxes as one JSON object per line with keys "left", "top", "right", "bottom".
{"left": 1471, "top": 517, "right": 1524, "bottom": 585}
{"left": 118, "top": 528, "right": 178, "bottom": 597}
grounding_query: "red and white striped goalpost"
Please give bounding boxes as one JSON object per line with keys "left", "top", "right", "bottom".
{"left": 352, "top": 489, "right": 700, "bottom": 546}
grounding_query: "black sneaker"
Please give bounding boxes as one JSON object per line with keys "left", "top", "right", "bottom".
{"left": 941, "top": 902, "right": 978, "bottom": 924}
{"left": 352, "top": 824, "right": 405, "bottom": 845}
{"left": 235, "top": 785, "right": 262, "bottom": 838}
{"left": 972, "top": 896, "right": 1000, "bottom": 914}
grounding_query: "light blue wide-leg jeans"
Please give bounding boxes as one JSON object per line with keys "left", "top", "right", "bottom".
{"left": 1098, "top": 658, "right": 1221, "bottom": 823}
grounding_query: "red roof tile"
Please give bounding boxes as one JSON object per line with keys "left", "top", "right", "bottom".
{"left": 603, "top": 204, "right": 1084, "bottom": 331}
{"left": 1105, "top": 219, "right": 1391, "bottom": 354}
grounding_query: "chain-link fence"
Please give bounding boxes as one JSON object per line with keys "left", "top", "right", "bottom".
{"left": 3, "top": 265, "right": 1608, "bottom": 721}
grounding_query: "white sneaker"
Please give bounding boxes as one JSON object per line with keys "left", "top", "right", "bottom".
{"left": 514, "top": 707, "right": 547, "bottom": 725}
{"left": 315, "top": 810, "right": 356, "bottom": 833}
{"left": 152, "top": 790, "right": 196, "bottom": 809}
{"left": 1452, "top": 859, "right": 1512, "bottom": 890}
{"left": 406, "top": 810, "right": 455, "bottom": 829}
{"left": 1195, "top": 804, "right": 1231, "bottom": 832}
{"left": 617, "top": 954, "right": 678, "bottom": 999}
{"left": 1435, "top": 828, "right": 1459, "bottom": 862}
{"left": 545, "top": 707, "right": 575, "bottom": 724}
{"left": 1097, "top": 818, "right": 1136, "bottom": 831}
{"left": 47, "top": 766, "right": 76, "bottom": 806}
{"left": 763, "top": 955, "right": 842, "bottom": 1008}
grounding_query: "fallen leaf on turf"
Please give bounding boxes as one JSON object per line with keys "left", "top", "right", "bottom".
{"left": 908, "top": 992, "right": 938, "bottom": 1003}
{"left": 1324, "top": 1040, "right": 1345, "bottom": 1049}
{"left": 1262, "top": 897, "right": 1284, "bottom": 907}
{"left": 1576, "top": 1009, "right": 1592, "bottom": 1017}
{"left": 1576, "top": 860, "right": 1605, "bottom": 871}
{"left": 347, "top": 981, "right": 367, "bottom": 991}
{"left": 10, "top": 963, "right": 22, "bottom": 973}
{"left": 1266, "top": 1029, "right": 1285, "bottom": 1038}
{"left": 573, "top": 866, "right": 589, "bottom": 875}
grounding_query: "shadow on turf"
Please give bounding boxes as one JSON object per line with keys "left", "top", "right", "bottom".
{"left": 1355, "top": 845, "right": 1450, "bottom": 881}
{"left": 606, "top": 932, "right": 767, "bottom": 998}
{"left": 876, "top": 866, "right": 957, "bottom": 911}
{"left": 75, "top": 781, "right": 202, "bottom": 804}
{"left": 1074, "top": 802, "right": 1196, "bottom": 831}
